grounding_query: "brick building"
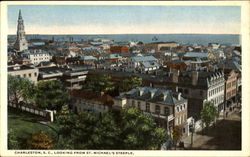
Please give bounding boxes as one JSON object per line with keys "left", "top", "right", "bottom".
{"left": 110, "top": 45, "right": 129, "bottom": 53}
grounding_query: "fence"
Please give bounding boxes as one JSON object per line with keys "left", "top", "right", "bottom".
{"left": 8, "top": 103, "right": 54, "bottom": 122}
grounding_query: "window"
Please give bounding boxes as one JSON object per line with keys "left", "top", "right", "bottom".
{"left": 183, "top": 104, "right": 186, "bottom": 109}
{"left": 23, "top": 74, "right": 26, "bottom": 77}
{"left": 180, "top": 105, "right": 183, "bottom": 110}
{"left": 146, "top": 103, "right": 150, "bottom": 112}
{"left": 164, "top": 107, "right": 170, "bottom": 116}
{"left": 177, "top": 106, "right": 180, "bottom": 112}
{"left": 29, "top": 73, "right": 32, "bottom": 77}
{"left": 34, "top": 72, "right": 37, "bottom": 77}
{"left": 137, "top": 101, "right": 141, "bottom": 110}
{"left": 155, "top": 105, "right": 160, "bottom": 114}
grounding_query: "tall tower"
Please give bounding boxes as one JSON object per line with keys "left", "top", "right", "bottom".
{"left": 14, "top": 10, "right": 28, "bottom": 51}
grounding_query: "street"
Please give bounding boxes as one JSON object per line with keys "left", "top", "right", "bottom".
{"left": 183, "top": 110, "right": 241, "bottom": 150}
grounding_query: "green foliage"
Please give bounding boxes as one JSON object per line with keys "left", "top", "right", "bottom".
{"left": 120, "top": 76, "right": 142, "bottom": 92}
{"left": 8, "top": 75, "right": 35, "bottom": 105}
{"left": 201, "top": 101, "right": 217, "bottom": 129}
{"left": 8, "top": 108, "right": 59, "bottom": 149}
{"left": 82, "top": 74, "right": 114, "bottom": 94}
{"left": 119, "top": 107, "right": 167, "bottom": 150}
{"left": 33, "top": 80, "right": 69, "bottom": 111}
{"left": 8, "top": 129, "right": 19, "bottom": 149}
{"left": 56, "top": 108, "right": 166, "bottom": 150}
{"left": 56, "top": 112, "right": 120, "bottom": 149}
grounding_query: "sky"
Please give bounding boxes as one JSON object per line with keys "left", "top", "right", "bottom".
{"left": 8, "top": 5, "right": 241, "bottom": 35}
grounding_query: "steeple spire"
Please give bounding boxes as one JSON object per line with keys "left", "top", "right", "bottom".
{"left": 14, "top": 9, "right": 28, "bottom": 51}
{"left": 18, "top": 9, "right": 22, "bottom": 20}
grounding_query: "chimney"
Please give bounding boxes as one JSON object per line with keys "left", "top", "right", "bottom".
{"left": 178, "top": 93, "right": 181, "bottom": 100}
{"left": 191, "top": 70, "right": 199, "bottom": 86}
{"left": 163, "top": 94, "right": 167, "bottom": 101}
{"left": 150, "top": 91, "right": 155, "bottom": 99}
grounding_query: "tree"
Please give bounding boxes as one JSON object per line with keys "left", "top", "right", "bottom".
{"left": 33, "top": 80, "right": 69, "bottom": 111}
{"left": 26, "top": 131, "right": 53, "bottom": 149}
{"left": 120, "top": 76, "right": 142, "bottom": 92}
{"left": 172, "top": 126, "right": 183, "bottom": 149}
{"left": 201, "top": 101, "right": 217, "bottom": 131}
{"left": 8, "top": 129, "right": 19, "bottom": 149}
{"left": 56, "top": 112, "right": 120, "bottom": 149}
{"left": 55, "top": 108, "right": 167, "bottom": 150}
{"left": 118, "top": 107, "right": 167, "bottom": 150}
{"left": 82, "top": 74, "right": 114, "bottom": 94}
{"left": 8, "top": 75, "right": 34, "bottom": 107}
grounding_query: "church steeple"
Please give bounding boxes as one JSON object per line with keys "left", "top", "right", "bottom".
{"left": 14, "top": 9, "right": 28, "bottom": 51}
{"left": 18, "top": 10, "right": 22, "bottom": 20}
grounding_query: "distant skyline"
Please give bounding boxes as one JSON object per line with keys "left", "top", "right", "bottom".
{"left": 8, "top": 5, "right": 241, "bottom": 35}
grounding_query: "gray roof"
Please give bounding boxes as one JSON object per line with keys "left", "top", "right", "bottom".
{"left": 132, "top": 56, "right": 158, "bottom": 62}
{"left": 184, "top": 52, "right": 208, "bottom": 58}
{"left": 218, "top": 59, "right": 241, "bottom": 72}
{"left": 141, "top": 61, "right": 159, "bottom": 68}
{"left": 80, "top": 55, "right": 97, "bottom": 60}
{"left": 120, "top": 86, "right": 186, "bottom": 105}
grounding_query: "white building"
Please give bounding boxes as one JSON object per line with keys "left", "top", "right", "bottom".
{"left": 22, "top": 50, "right": 52, "bottom": 65}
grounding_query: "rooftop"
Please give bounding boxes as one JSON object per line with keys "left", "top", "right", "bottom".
{"left": 8, "top": 65, "right": 36, "bottom": 72}
{"left": 119, "top": 86, "right": 186, "bottom": 105}
{"left": 132, "top": 56, "right": 158, "bottom": 62}
{"left": 69, "top": 89, "right": 113, "bottom": 106}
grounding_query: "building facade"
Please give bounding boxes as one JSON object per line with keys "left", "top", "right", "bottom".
{"left": 110, "top": 45, "right": 129, "bottom": 53}
{"left": 8, "top": 64, "right": 39, "bottom": 83}
{"left": 69, "top": 89, "right": 113, "bottom": 113}
{"left": 175, "top": 70, "right": 225, "bottom": 119}
{"left": 224, "top": 69, "right": 238, "bottom": 111}
{"left": 22, "top": 50, "right": 52, "bottom": 65}
{"left": 114, "top": 87, "right": 188, "bottom": 135}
